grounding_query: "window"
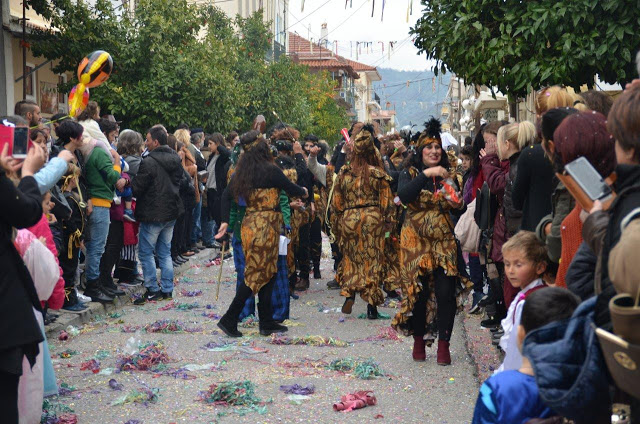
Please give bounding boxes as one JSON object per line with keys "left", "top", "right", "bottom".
{"left": 58, "top": 75, "right": 68, "bottom": 112}
{"left": 24, "top": 63, "right": 36, "bottom": 101}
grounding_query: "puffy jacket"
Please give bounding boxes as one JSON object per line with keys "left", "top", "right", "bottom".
{"left": 565, "top": 241, "right": 597, "bottom": 301}
{"left": 536, "top": 183, "right": 575, "bottom": 263}
{"left": 481, "top": 154, "right": 510, "bottom": 263}
{"left": 132, "top": 145, "right": 186, "bottom": 223}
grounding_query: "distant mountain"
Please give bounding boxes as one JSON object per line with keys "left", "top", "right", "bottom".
{"left": 375, "top": 68, "right": 451, "bottom": 131}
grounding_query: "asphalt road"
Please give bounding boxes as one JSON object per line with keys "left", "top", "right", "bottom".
{"left": 47, "top": 243, "right": 479, "bottom": 424}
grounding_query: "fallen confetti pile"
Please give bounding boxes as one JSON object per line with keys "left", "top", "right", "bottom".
{"left": 111, "top": 387, "right": 159, "bottom": 406}
{"left": 358, "top": 326, "right": 401, "bottom": 343}
{"left": 41, "top": 399, "right": 77, "bottom": 424}
{"left": 180, "top": 289, "right": 203, "bottom": 297}
{"left": 199, "top": 380, "right": 267, "bottom": 415}
{"left": 333, "top": 390, "right": 377, "bottom": 412}
{"left": 357, "top": 312, "right": 391, "bottom": 319}
{"left": 239, "top": 315, "right": 258, "bottom": 328}
{"left": 116, "top": 341, "right": 170, "bottom": 371}
{"left": 80, "top": 359, "right": 101, "bottom": 374}
{"left": 58, "top": 349, "right": 78, "bottom": 359}
{"left": 201, "top": 311, "right": 222, "bottom": 320}
{"left": 279, "top": 384, "right": 315, "bottom": 395}
{"left": 158, "top": 300, "right": 200, "bottom": 311}
{"left": 144, "top": 319, "right": 201, "bottom": 333}
{"left": 269, "top": 334, "right": 350, "bottom": 347}
{"left": 327, "top": 358, "right": 386, "bottom": 379}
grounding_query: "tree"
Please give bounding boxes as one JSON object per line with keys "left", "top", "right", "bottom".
{"left": 30, "top": 0, "right": 346, "bottom": 137}
{"left": 411, "top": 0, "right": 640, "bottom": 96}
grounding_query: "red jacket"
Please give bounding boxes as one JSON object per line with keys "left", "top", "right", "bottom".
{"left": 28, "top": 215, "right": 65, "bottom": 309}
{"left": 481, "top": 154, "right": 510, "bottom": 263}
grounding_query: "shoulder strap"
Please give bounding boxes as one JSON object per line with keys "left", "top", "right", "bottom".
{"left": 325, "top": 172, "right": 339, "bottom": 244}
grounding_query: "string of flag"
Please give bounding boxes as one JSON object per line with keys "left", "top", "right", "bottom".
{"left": 300, "top": 0, "right": 413, "bottom": 23}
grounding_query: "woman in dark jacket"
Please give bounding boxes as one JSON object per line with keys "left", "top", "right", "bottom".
{"left": 205, "top": 133, "right": 231, "bottom": 229}
{"left": 0, "top": 138, "right": 46, "bottom": 422}
{"left": 391, "top": 118, "right": 469, "bottom": 366}
{"left": 480, "top": 121, "right": 535, "bottom": 317}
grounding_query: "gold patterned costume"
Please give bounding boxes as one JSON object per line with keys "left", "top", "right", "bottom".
{"left": 282, "top": 168, "right": 311, "bottom": 275}
{"left": 241, "top": 188, "right": 283, "bottom": 294}
{"left": 392, "top": 167, "right": 472, "bottom": 339}
{"left": 330, "top": 163, "right": 394, "bottom": 306}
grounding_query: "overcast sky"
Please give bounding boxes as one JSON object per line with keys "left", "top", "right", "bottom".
{"left": 287, "top": 0, "right": 431, "bottom": 71}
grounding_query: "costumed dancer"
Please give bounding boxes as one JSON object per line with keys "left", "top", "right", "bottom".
{"left": 215, "top": 131, "right": 307, "bottom": 337}
{"left": 307, "top": 142, "right": 339, "bottom": 289}
{"left": 391, "top": 118, "right": 471, "bottom": 365}
{"left": 330, "top": 124, "right": 394, "bottom": 319}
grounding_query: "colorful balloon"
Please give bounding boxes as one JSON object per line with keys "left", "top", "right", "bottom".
{"left": 77, "top": 50, "right": 113, "bottom": 89}
{"left": 68, "top": 85, "right": 90, "bottom": 117}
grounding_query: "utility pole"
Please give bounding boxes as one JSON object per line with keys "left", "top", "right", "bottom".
{"left": 21, "top": 0, "right": 26, "bottom": 100}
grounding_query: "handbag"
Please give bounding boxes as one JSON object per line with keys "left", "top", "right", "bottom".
{"left": 474, "top": 181, "right": 497, "bottom": 230}
{"left": 455, "top": 198, "right": 480, "bottom": 253}
{"left": 522, "top": 297, "right": 611, "bottom": 422}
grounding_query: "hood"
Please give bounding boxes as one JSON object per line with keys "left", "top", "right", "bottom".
{"left": 275, "top": 154, "right": 295, "bottom": 170}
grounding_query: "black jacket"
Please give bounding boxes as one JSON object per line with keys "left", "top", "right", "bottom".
{"left": 132, "top": 145, "right": 185, "bottom": 222}
{"left": 511, "top": 144, "right": 555, "bottom": 231}
{"left": 504, "top": 152, "right": 523, "bottom": 236}
{"left": 206, "top": 145, "right": 231, "bottom": 223}
{"left": 0, "top": 174, "right": 44, "bottom": 371}
{"left": 565, "top": 241, "right": 597, "bottom": 302}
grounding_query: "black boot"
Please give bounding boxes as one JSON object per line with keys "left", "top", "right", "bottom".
{"left": 367, "top": 304, "right": 379, "bottom": 320}
{"left": 313, "top": 263, "right": 321, "bottom": 279}
{"left": 83, "top": 279, "right": 114, "bottom": 303}
{"left": 101, "top": 277, "right": 125, "bottom": 297}
{"left": 258, "top": 277, "right": 287, "bottom": 336}
{"left": 218, "top": 283, "right": 253, "bottom": 337}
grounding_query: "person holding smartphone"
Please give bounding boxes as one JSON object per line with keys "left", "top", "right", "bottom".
{"left": 0, "top": 136, "right": 46, "bottom": 423}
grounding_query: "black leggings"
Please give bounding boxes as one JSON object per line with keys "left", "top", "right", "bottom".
{"left": 296, "top": 221, "right": 311, "bottom": 279}
{"left": 412, "top": 268, "right": 457, "bottom": 341}
{"left": 0, "top": 371, "right": 20, "bottom": 423}
{"left": 309, "top": 216, "right": 322, "bottom": 266}
{"left": 224, "top": 275, "right": 276, "bottom": 324}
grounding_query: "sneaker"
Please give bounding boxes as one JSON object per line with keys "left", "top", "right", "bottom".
{"left": 123, "top": 209, "right": 136, "bottom": 222}
{"left": 480, "top": 316, "right": 501, "bottom": 329}
{"left": 162, "top": 291, "right": 173, "bottom": 300}
{"left": 133, "top": 290, "right": 163, "bottom": 305}
{"left": 77, "top": 292, "right": 92, "bottom": 303}
{"left": 215, "top": 252, "right": 232, "bottom": 261}
{"left": 62, "top": 302, "right": 88, "bottom": 313}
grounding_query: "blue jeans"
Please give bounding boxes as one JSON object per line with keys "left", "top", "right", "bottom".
{"left": 85, "top": 206, "right": 110, "bottom": 281}
{"left": 191, "top": 200, "right": 202, "bottom": 245}
{"left": 138, "top": 220, "right": 176, "bottom": 294}
{"left": 469, "top": 253, "right": 484, "bottom": 294}
{"left": 201, "top": 207, "right": 215, "bottom": 245}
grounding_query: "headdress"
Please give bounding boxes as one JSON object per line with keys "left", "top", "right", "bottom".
{"left": 353, "top": 124, "right": 376, "bottom": 156}
{"left": 417, "top": 117, "right": 442, "bottom": 149}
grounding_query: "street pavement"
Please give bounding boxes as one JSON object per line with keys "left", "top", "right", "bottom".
{"left": 46, "top": 241, "right": 480, "bottom": 423}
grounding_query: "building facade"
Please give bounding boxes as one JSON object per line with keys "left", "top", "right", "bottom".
{"left": 1, "top": 0, "right": 70, "bottom": 116}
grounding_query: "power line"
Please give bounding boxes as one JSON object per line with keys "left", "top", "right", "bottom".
{"left": 323, "top": 0, "right": 369, "bottom": 39}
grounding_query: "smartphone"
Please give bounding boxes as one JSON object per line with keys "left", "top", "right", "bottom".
{"left": 12, "top": 127, "right": 30, "bottom": 159}
{"left": 564, "top": 157, "right": 613, "bottom": 203}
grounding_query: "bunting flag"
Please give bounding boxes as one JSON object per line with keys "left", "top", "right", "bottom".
{"left": 371, "top": 0, "right": 375, "bottom": 18}
{"left": 432, "top": 77, "right": 436, "bottom": 93}
{"left": 301, "top": 0, "right": 305, "bottom": 12}
{"left": 381, "top": 0, "right": 386, "bottom": 22}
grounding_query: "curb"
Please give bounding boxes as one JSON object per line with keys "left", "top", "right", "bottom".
{"left": 44, "top": 248, "right": 217, "bottom": 339}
